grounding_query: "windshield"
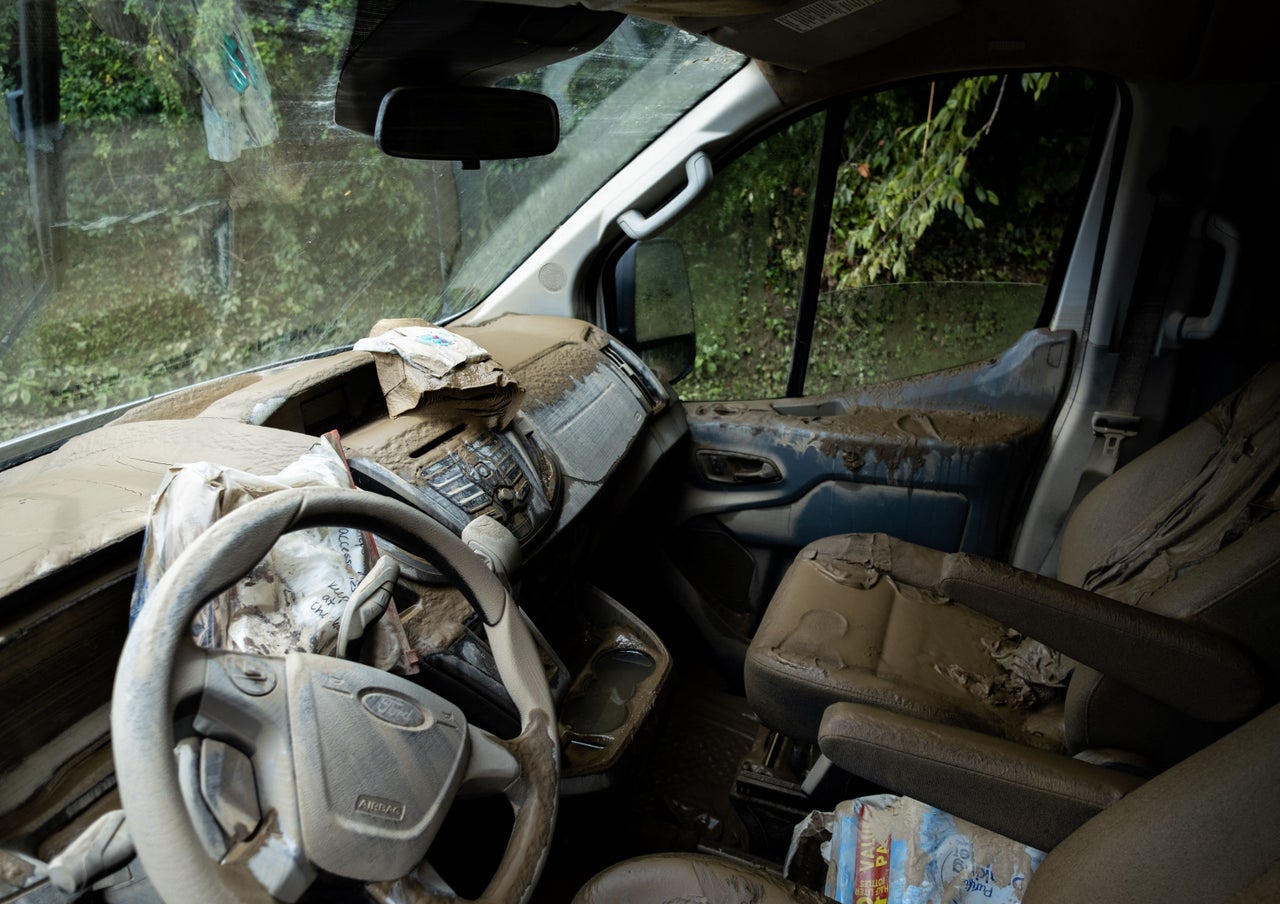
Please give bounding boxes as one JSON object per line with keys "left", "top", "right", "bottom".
{"left": 0, "top": 0, "right": 743, "bottom": 451}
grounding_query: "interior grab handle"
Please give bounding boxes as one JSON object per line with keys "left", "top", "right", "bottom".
{"left": 617, "top": 152, "right": 712, "bottom": 240}
{"left": 1165, "top": 213, "right": 1240, "bottom": 344}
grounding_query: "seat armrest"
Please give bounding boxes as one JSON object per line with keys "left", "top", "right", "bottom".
{"left": 936, "top": 553, "right": 1262, "bottom": 721}
{"left": 818, "top": 702, "right": 1146, "bottom": 852}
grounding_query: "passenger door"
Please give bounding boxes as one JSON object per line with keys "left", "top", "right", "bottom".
{"left": 607, "top": 72, "right": 1110, "bottom": 650}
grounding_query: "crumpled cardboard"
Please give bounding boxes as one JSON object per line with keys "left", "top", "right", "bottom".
{"left": 354, "top": 319, "right": 524, "bottom": 427}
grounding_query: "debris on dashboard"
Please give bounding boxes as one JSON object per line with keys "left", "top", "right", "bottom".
{"left": 129, "top": 433, "right": 416, "bottom": 672}
{"left": 355, "top": 319, "right": 524, "bottom": 426}
{"left": 809, "top": 794, "right": 1044, "bottom": 904}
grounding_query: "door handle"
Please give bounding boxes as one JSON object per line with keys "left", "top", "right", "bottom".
{"left": 697, "top": 450, "right": 781, "bottom": 485}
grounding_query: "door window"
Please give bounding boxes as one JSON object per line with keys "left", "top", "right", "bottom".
{"left": 659, "top": 116, "right": 821, "bottom": 399}
{"left": 649, "top": 72, "right": 1106, "bottom": 401}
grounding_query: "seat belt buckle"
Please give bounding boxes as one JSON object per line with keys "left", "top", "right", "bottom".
{"left": 1092, "top": 412, "right": 1142, "bottom": 457}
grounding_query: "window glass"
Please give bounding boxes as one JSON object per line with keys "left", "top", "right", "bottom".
{"left": 661, "top": 115, "right": 822, "bottom": 400}
{"left": 0, "top": 2, "right": 742, "bottom": 447}
{"left": 806, "top": 73, "right": 1101, "bottom": 394}
{"left": 658, "top": 72, "right": 1102, "bottom": 402}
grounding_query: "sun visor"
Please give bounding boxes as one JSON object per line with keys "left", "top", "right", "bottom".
{"left": 335, "top": 0, "right": 622, "bottom": 136}
{"left": 663, "top": 0, "right": 961, "bottom": 71}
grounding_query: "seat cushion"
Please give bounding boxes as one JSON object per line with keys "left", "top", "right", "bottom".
{"left": 745, "top": 534, "right": 1066, "bottom": 749}
{"left": 571, "top": 853, "right": 834, "bottom": 904}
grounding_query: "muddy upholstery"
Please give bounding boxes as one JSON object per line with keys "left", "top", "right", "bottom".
{"left": 817, "top": 702, "right": 1147, "bottom": 853}
{"left": 571, "top": 852, "right": 836, "bottom": 904}
{"left": 746, "top": 533, "right": 1080, "bottom": 750}
{"left": 575, "top": 704, "right": 1280, "bottom": 903}
{"left": 1019, "top": 702, "right": 1280, "bottom": 902}
{"left": 744, "top": 365, "right": 1280, "bottom": 844}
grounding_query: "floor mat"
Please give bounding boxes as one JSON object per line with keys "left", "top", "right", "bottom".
{"left": 630, "top": 680, "right": 759, "bottom": 851}
{"left": 529, "top": 668, "right": 761, "bottom": 903}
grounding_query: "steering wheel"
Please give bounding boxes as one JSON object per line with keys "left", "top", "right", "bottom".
{"left": 111, "top": 487, "right": 559, "bottom": 904}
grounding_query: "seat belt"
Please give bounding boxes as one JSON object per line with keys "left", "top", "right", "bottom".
{"left": 1072, "top": 161, "right": 1202, "bottom": 503}
{"left": 1077, "top": 293, "right": 1166, "bottom": 500}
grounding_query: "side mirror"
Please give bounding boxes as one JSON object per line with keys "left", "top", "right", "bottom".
{"left": 375, "top": 87, "right": 559, "bottom": 162}
{"left": 612, "top": 238, "right": 696, "bottom": 384}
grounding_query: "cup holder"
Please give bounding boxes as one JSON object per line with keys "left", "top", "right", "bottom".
{"left": 561, "top": 648, "right": 656, "bottom": 735}
{"left": 557, "top": 585, "right": 672, "bottom": 790}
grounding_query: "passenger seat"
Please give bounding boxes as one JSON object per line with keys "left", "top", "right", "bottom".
{"left": 573, "top": 702, "right": 1280, "bottom": 903}
{"left": 743, "top": 364, "right": 1280, "bottom": 848}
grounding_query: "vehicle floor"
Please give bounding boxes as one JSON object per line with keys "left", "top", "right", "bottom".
{"left": 531, "top": 663, "right": 761, "bottom": 903}
{"left": 418, "top": 650, "right": 760, "bottom": 903}
{"left": 425, "top": 556, "right": 781, "bottom": 902}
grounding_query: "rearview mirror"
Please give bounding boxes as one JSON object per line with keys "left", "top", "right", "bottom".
{"left": 375, "top": 87, "right": 559, "bottom": 162}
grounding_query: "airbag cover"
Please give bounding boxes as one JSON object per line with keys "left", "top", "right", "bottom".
{"left": 286, "top": 653, "right": 469, "bottom": 879}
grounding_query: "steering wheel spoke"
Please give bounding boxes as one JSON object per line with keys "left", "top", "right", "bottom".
{"left": 191, "top": 651, "right": 288, "bottom": 742}
{"left": 458, "top": 725, "right": 522, "bottom": 798}
{"left": 365, "top": 860, "right": 459, "bottom": 904}
{"left": 171, "top": 638, "right": 211, "bottom": 704}
{"left": 173, "top": 647, "right": 318, "bottom": 901}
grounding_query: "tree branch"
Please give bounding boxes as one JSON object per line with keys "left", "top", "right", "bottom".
{"left": 844, "top": 75, "right": 1008, "bottom": 286}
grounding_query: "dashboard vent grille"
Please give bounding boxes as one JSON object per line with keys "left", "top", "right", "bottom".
{"left": 601, "top": 341, "right": 669, "bottom": 414}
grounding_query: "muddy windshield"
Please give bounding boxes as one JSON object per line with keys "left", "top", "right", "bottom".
{"left": 0, "top": 0, "right": 743, "bottom": 456}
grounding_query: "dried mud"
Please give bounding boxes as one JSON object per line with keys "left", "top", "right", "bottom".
{"left": 512, "top": 341, "right": 608, "bottom": 406}
{"left": 693, "top": 402, "right": 1042, "bottom": 477}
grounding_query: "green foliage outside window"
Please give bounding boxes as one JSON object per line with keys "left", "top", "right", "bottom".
{"left": 0, "top": 4, "right": 740, "bottom": 441}
{"left": 670, "top": 72, "right": 1101, "bottom": 401}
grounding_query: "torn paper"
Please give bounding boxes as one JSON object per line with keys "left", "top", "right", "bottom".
{"left": 130, "top": 434, "right": 415, "bottom": 671}
{"left": 984, "top": 631, "right": 1074, "bottom": 693}
{"left": 785, "top": 809, "right": 836, "bottom": 884}
{"left": 355, "top": 323, "right": 524, "bottom": 426}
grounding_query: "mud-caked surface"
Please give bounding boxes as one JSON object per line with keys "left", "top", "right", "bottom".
{"left": 513, "top": 342, "right": 612, "bottom": 408}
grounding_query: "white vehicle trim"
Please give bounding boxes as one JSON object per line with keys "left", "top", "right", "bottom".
{"left": 460, "top": 64, "right": 783, "bottom": 323}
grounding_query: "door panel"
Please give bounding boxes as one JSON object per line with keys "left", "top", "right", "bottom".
{"left": 667, "top": 328, "right": 1072, "bottom": 634}
{"left": 609, "top": 73, "right": 1108, "bottom": 660}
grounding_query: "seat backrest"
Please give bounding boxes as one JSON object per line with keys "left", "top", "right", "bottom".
{"left": 1024, "top": 703, "right": 1280, "bottom": 904}
{"left": 1057, "top": 364, "right": 1280, "bottom": 764}
{"left": 1058, "top": 406, "right": 1228, "bottom": 587}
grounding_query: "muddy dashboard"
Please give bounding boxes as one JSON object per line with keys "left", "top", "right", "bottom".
{"left": 0, "top": 315, "right": 673, "bottom": 593}
{"left": 0, "top": 314, "right": 688, "bottom": 860}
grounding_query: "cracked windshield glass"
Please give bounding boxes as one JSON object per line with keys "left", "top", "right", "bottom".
{"left": 0, "top": 0, "right": 743, "bottom": 449}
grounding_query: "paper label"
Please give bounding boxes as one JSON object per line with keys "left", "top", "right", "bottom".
{"left": 777, "top": 0, "right": 883, "bottom": 34}
{"left": 854, "top": 819, "right": 891, "bottom": 904}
